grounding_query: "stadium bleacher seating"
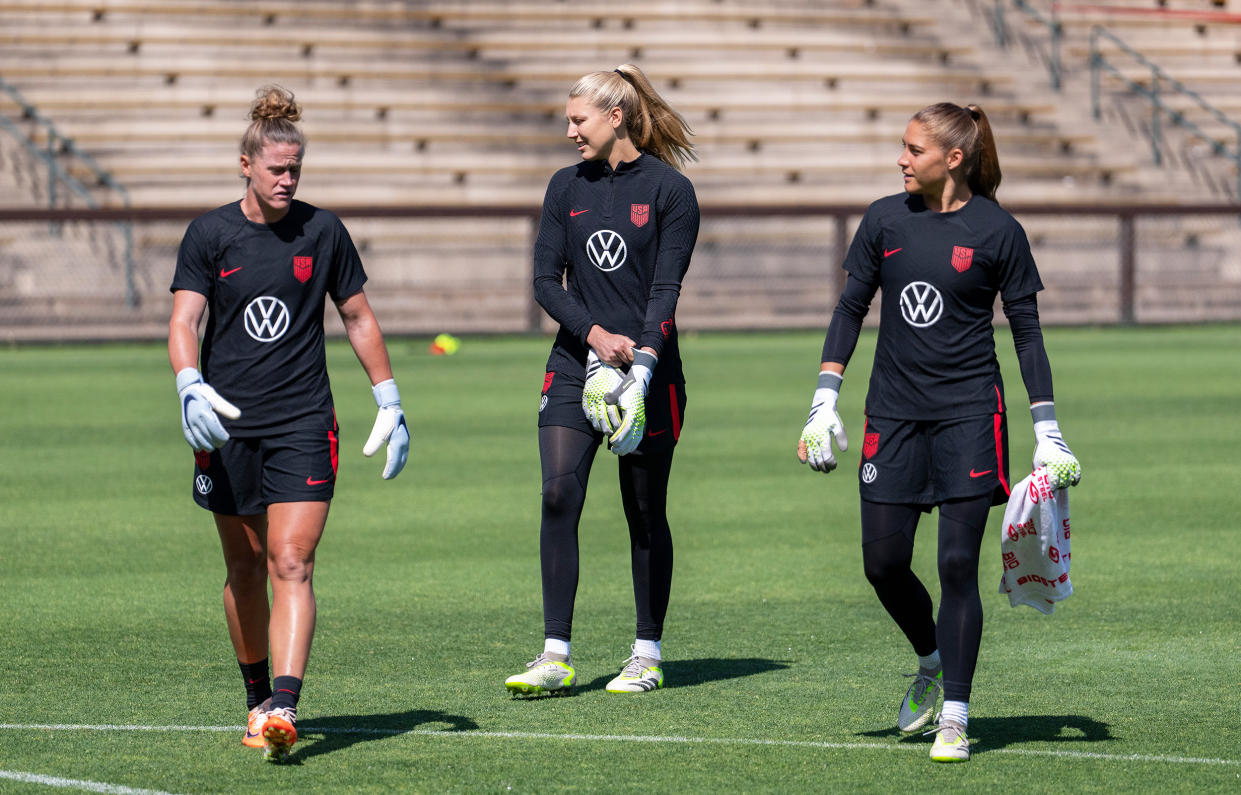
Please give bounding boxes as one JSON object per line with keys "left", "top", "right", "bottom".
{"left": 1, "top": 0, "right": 1239, "bottom": 338}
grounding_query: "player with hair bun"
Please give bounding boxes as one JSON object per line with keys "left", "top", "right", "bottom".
{"left": 168, "top": 85, "right": 410, "bottom": 762}
{"left": 504, "top": 64, "right": 699, "bottom": 697}
{"left": 797, "top": 102, "right": 1081, "bottom": 762}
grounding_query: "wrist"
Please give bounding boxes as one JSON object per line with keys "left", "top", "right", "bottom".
{"left": 631, "top": 349, "right": 657, "bottom": 387}
{"left": 372, "top": 378, "right": 401, "bottom": 408}
{"left": 175, "top": 367, "right": 202, "bottom": 394}
{"left": 1030, "top": 401, "right": 1056, "bottom": 424}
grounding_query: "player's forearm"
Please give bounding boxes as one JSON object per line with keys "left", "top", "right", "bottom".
{"left": 1003, "top": 293, "right": 1054, "bottom": 404}
{"left": 820, "top": 274, "right": 876, "bottom": 370}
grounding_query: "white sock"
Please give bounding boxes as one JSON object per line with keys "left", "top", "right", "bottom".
{"left": 633, "top": 639, "right": 661, "bottom": 661}
{"left": 544, "top": 638, "right": 570, "bottom": 658}
{"left": 941, "top": 700, "right": 968, "bottom": 728}
{"left": 917, "top": 650, "right": 941, "bottom": 671}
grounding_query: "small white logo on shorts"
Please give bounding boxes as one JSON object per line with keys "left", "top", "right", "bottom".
{"left": 861, "top": 463, "right": 878, "bottom": 483}
{"left": 195, "top": 474, "right": 213, "bottom": 494}
{"left": 539, "top": 394, "right": 549, "bottom": 413}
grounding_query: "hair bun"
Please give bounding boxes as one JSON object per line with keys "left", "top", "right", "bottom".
{"left": 248, "top": 85, "right": 302, "bottom": 123}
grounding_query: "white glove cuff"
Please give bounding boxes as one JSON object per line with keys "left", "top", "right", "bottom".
{"left": 372, "top": 378, "right": 401, "bottom": 408}
{"left": 175, "top": 367, "right": 202, "bottom": 394}
{"left": 1033, "top": 419, "right": 1061, "bottom": 438}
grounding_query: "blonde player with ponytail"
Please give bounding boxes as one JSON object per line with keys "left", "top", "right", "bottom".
{"left": 505, "top": 64, "right": 700, "bottom": 697}
{"left": 797, "top": 102, "right": 1081, "bottom": 762}
{"left": 168, "top": 85, "right": 410, "bottom": 762}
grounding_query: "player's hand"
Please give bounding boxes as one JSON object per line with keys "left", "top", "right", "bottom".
{"left": 176, "top": 367, "right": 241, "bottom": 452}
{"left": 363, "top": 379, "right": 410, "bottom": 480}
{"left": 798, "top": 372, "right": 848, "bottom": 473}
{"left": 586, "top": 325, "right": 637, "bottom": 367}
{"left": 1033, "top": 418, "right": 1081, "bottom": 489}
{"left": 582, "top": 350, "right": 623, "bottom": 434}
{"left": 606, "top": 349, "right": 657, "bottom": 456}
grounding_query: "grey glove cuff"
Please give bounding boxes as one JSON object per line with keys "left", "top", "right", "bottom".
{"left": 631, "top": 349, "right": 658, "bottom": 371}
{"left": 1030, "top": 402, "right": 1057, "bottom": 424}
{"left": 175, "top": 367, "right": 202, "bottom": 393}
{"left": 817, "top": 371, "right": 843, "bottom": 392}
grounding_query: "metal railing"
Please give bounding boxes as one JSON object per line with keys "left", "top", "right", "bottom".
{"left": 992, "top": 0, "right": 1063, "bottom": 90}
{"left": 1089, "top": 25, "right": 1241, "bottom": 202}
{"left": 0, "top": 78, "right": 137, "bottom": 306}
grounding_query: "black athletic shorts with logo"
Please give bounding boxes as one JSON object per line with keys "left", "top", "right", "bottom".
{"left": 538, "top": 369, "right": 686, "bottom": 455}
{"left": 191, "top": 414, "right": 339, "bottom": 514}
{"left": 857, "top": 413, "right": 1010, "bottom": 511}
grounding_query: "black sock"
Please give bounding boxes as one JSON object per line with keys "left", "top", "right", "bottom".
{"left": 239, "top": 659, "right": 272, "bottom": 710}
{"left": 270, "top": 675, "right": 302, "bottom": 711}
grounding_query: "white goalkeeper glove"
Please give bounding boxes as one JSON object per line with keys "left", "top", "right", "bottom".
{"left": 1031, "top": 402, "right": 1081, "bottom": 489}
{"left": 605, "top": 349, "right": 657, "bottom": 456}
{"left": 363, "top": 379, "right": 410, "bottom": 480}
{"left": 582, "top": 350, "right": 623, "bottom": 435}
{"left": 798, "top": 371, "right": 848, "bottom": 473}
{"left": 176, "top": 367, "right": 241, "bottom": 452}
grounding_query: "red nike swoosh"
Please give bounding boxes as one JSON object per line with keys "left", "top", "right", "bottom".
{"left": 969, "top": 469, "right": 993, "bottom": 478}
{"left": 307, "top": 476, "right": 331, "bottom": 485}
{"left": 570, "top": 209, "right": 590, "bottom": 216}
{"left": 220, "top": 267, "right": 243, "bottom": 277}
{"left": 646, "top": 429, "right": 667, "bottom": 438}
{"left": 883, "top": 248, "right": 902, "bottom": 258}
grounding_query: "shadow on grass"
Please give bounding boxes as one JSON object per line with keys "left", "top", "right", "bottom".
{"left": 577, "top": 657, "right": 791, "bottom": 694}
{"left": 858, "top": 714, "right": 1112, "bottom": 753}
{"left": 289, "top": 709, "right": 479, "bottom": 763}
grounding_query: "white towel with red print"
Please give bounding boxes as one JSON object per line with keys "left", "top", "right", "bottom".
{"left": 999, "top": 467, "right": 1072, "bottom": 613}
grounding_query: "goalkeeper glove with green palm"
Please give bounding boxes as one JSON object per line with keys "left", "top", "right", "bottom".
{"left": 799, "top": 371, "right": 848, "bottom": 473}
{"left": 1031, "top": 402, "right": 1081, "bottom": 488}
{"left": 582, "top": 350, "right": 623, "bottom": 435}
{"left": 606, "top": 349, "right": 657, "bottom": 456}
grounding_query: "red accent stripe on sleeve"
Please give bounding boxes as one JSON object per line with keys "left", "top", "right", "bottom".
{"left": 669, "top": 384, "right": 682, "bottom": 440}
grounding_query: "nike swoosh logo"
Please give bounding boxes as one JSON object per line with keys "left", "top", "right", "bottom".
{"left": 969, "top": 469, "right": 993, "bottom": 478}
{"left": 570, "top": 209, "right": 590, "bottom": 216}
{"left": 646, "top": 429, "right": 667, "bottom": 438}
{"left": 220, "top": 267, "right": 243, "bottom": 277}
{"left": 306, "top": 476, "right": 331, "bottom": 485}
{"left": 883, "top": 248, "right": 902, "bottom": 258}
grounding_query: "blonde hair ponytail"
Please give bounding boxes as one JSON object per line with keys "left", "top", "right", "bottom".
{"left": 240, "top": 84, "right": 305, "bottom": 161}
{"left": 569, "top": 64, "right": 696, "bottom": 171}
{"left": 912, "top": 102, "right": 1002, "bottom": 202}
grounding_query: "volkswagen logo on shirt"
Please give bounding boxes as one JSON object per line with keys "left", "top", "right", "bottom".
{"left": 899, "top": 281, "right": 944, "bottom": 328}
{"left": 244, "top": 296, "right": 291, "bottom": 342}
{"left": 195, "top": 474, "right": 213, "bottom": 495}
{"left": 586, "top": 229, "right": 628, "bottom": 272}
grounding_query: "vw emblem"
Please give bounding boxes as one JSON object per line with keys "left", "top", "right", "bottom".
{"left": 244, "top": 296, "right": 291, "bottom": 342}
{"left": 861, "top": 463, "right": 878, "bottom": 484}
{"left": 195, "top": 474, "right": 213, "bottom": 494}
{"left": 586, "top": 229, "right": 628, "bottom": 272}
{"left": 899, "top": 281, "right": 943, "bottom": 328}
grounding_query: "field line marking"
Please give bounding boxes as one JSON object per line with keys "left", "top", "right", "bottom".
{"left": 1, "top": 724, "right": 1237, "bottom": 768}
{"left": 0, "top": 770, "right": 181, "bottom": 795}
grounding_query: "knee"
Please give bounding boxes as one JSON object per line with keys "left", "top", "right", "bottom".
{"left": 937, "top": 547, "right": 980, "bottom": 591}
{"left": 862, "top": 550, "right": 909, "bottom": 588}
{"left": 223, "top": 549, "right": 266, "bottom": 591}
{"left": 268, "top": 548, "right": 313, "bottom": 584}
{"left": 541, "top": 474, "right": 583, "bottom": 520}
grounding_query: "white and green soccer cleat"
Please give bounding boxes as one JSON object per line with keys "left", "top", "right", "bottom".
{"left": 928, "top": 720, "right": 970, "bottom": 762}
{"left": 898, "top": 669, "right": 942, "bottom": 733}
{"left": 505, "top": 653, "right": 576, "bottom": 696}
{"left": 605, "top": 653, "right": 664, "bottom": 693}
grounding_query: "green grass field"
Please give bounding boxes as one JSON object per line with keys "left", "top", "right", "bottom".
{"left": 1, "top": 325, "right": 1239, "bottom": 793}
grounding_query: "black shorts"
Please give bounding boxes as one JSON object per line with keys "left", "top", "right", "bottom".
{"left": 857, "top": 413, "right": 1010, "bottom": 509}
{"left": 191, "top": 418, "right": 339, "bottom": 515}
{"left": 538, "top": 369, "right": 686, "bottom": 454}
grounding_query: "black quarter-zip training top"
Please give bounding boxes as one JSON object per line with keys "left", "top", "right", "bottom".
{"left": 532, "top": 152, "right": 699, "bottom": 384}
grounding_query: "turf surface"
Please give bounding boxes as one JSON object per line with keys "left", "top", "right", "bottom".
{"left": 1, "top": 326, "right": 1238, "bottom": 792}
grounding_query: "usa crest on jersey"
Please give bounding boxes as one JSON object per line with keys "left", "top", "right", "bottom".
{"left": 631, "top": 204, "right": 650, "bottom": 228}
{"left": 950, "top": 246, "right": 973, "bottom": 273}
{"left": 293, "top": 255, "right": 313, "bottom": 283}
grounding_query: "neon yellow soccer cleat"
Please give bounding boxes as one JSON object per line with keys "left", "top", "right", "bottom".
{"left": 505, "top": 653, "right": 576, "bottom": 697}
{"left": 929, "top": 720, "right": 971, "bottom": 762}
{"left": 898, "top": 669, "right": 942, "bottom": 733}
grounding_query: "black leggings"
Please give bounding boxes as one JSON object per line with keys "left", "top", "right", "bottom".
{"left": 538, "top": 425, "right": 675, "bottom": 642}
{"left": 860, "top": 495, "right": 993, "bottom": 702}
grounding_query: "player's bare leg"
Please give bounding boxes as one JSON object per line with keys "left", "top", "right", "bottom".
{"left": 260, "top": 500, "right": 329, "bottom": 762}
{"left": 215, "top": 513, "right": 272, "bottom": 747}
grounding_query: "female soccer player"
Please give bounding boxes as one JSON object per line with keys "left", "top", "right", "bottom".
{"left": 168, "top": 85, "right": 410, "bottom": 762}
{"left": 797, "top": 102, "right": 1081, "bottom": 762}
{"left": 504, "top": 64, "right": 699, "bottom": 696}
